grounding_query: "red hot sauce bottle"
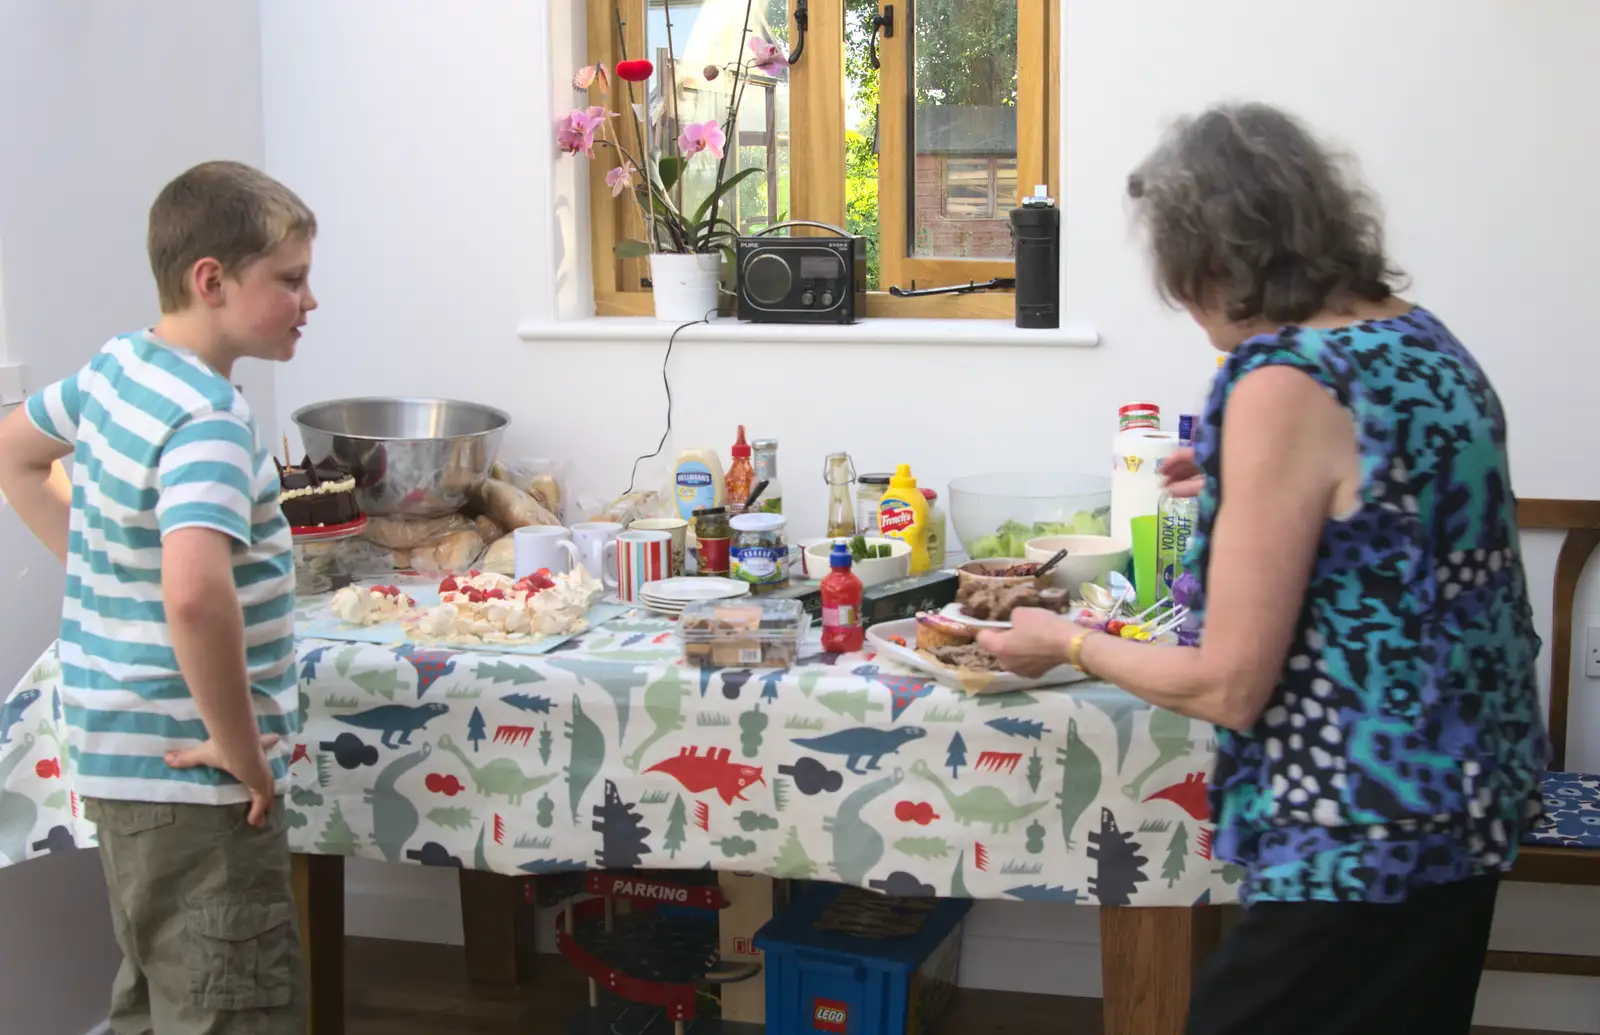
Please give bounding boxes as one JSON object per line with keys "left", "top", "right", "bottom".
{"left": 820, "top": 542, "right": 865, "bottom": 653}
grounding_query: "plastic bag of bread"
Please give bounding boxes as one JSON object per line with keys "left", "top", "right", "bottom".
{"left": 362, "top": 513, "right": 475, "bottom": 550}
{"left": 586, "top": 489, "right": 664, "bottom": 527}
{"left": 472, "top": 514, "right": 505, "bottom": 543}
{"left": 469, "top": 477, "right": 559, "bottom": 531}
{"left": 480, "top": 535, "right": 517, "bottom": 576}
{"left": 491, "top": 458, "right": 570, "bottom": 522}
{"left": 408, "top": 529, "right": 485, "bottom": 574}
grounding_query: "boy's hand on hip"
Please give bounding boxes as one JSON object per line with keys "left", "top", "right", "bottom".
{"left": 164, "top": 734, "right": 281, "bottom": 827}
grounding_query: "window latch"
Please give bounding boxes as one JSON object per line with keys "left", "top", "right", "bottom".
{"left": 869, "top": 4, "right": 895, "bottom": 70}
{"left": 887, "top": 277, "right": 1015, "bottom": 299}
{"left": 789, "top": 1, "right": 809, "bottom": 65}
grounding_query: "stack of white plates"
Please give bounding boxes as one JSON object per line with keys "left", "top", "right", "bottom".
{"left": 639, "top": 577, "right": 750, "bottom": 617}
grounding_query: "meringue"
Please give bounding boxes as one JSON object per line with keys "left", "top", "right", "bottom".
{"left": 403, "top": 567, "right": 603, "bottom": 644}
{"left": 330, "top": 585, "right": 417, "bottom": 626}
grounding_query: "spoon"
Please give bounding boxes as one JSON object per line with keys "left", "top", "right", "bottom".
{"left": 743, "top": 480, "right": 770, "bottom": 512}
{"left": 1034, "top": 548, "right": 1069, "bottom": 580}
{"left": 1079, "top": 581, "right": 1117, "bottom": 611}
{"left": 1080, "top": 576, "right": 1133, "bottom": 615}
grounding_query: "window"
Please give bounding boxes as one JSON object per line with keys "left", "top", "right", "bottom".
{"left": 581, "top": 0, "right": 1059, "bottom": 319}
{"left": 942, "top": 157, "right": 1019, "bottom": 221}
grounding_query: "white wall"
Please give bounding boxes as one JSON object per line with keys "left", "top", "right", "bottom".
{"left": 280, "top": 0, "right": 1600, "bottom": 1030}
{"left": 0, "top": 2, "right": 270, "bottom": 1031}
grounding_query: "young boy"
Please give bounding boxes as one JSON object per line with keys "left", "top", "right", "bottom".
{"left": 0, "top": 161, "right": 317, "bottom": 1034}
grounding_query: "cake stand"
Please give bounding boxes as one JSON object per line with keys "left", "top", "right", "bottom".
{"left": 291, "top": 515, "right": 369, "bottom": 595}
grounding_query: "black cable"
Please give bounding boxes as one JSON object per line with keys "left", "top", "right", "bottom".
{"left": 624, "top": 310, "right": 715, "bottom": 495}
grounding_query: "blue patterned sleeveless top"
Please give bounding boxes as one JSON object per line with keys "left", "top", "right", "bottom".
{"left": 1185, "top": 306, "right": 1549, "bottom": 903}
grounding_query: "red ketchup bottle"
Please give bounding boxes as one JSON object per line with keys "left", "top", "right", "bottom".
{"left": 821, "top": 542, "right": 865, "bottom": 653}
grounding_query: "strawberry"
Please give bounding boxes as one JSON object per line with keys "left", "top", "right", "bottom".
{"left": 468, "top": 570, "right": 481, "bottom": 578}
{"left": 484, "top": 589, "right": 506, "bottom": 600}
{"left": 439, "top": 575, "right": 459, "bottom": 593}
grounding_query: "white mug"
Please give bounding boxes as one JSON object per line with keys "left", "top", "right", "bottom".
{"left": 513, "top": 525, "right": 580, "bottom": 579}
{"left": 570, "top": 521, "right": 623, "bottom": 590}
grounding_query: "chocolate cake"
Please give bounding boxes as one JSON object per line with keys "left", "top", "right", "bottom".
{"left": 277, "top": 455, "right": 361, "bottom": 528}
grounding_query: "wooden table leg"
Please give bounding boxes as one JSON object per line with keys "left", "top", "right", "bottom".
{"left": 1099, "top": 905, "right": 1222, "bottom": 1035}
{"left": 292, "top": 853, "right": 346, "bottom": 1035}
{"left": 459, "top": 870, "right": 539, "bottom": 984}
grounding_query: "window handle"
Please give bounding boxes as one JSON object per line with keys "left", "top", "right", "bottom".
{"left": 789, "top": 1, "right": 809, "bottom": 65}
{"left": 869, "top": 4, "right": 895, "bottom": 71}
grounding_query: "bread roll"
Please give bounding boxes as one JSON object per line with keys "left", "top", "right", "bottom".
{"left": 469, "top": 478, "right": 559, "bottom": 531}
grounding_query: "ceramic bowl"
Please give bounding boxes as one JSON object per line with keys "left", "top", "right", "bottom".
{"left": 954, "top": 558, "right": 1045, "bottom": 600}
{"left": 800, "top": 537, "right": 912, "bottom": 586}
{"left": 1023, "top": 535, "right": 1132, "bottom": 591}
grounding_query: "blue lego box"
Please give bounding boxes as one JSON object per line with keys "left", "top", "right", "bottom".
{"left": 753, "top": 884, "right": 970, "bottom": 1035}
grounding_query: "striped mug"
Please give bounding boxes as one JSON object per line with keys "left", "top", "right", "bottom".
{"left": 605, "top": 529, "right": 675, "bottom": 603}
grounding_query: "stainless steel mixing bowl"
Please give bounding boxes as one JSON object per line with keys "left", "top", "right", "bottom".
{"left": 291, "top": 397, "right": 510, "bottom": 518}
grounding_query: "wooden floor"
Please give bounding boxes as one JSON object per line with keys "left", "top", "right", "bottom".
{"left": 341, "top": 937, "right": 1554, "bottom": 1035}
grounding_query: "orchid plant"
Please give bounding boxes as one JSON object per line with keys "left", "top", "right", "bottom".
{"left": 557, "top": 2, "right": 786, "bottom": 260}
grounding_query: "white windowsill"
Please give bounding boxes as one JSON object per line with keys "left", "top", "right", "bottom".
{"left": 517, "top": 316, "right": 1099, "bottom": 348}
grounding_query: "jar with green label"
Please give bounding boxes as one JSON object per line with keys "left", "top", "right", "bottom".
{"left": 730, "top": 513, "right": 788, "bottom": 593}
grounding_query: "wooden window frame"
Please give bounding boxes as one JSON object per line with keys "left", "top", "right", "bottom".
{"left": 582, "top": 0, "right": 1059, "bottom": 320}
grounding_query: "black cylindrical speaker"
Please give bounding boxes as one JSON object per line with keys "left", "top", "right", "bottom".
{"left": 1010, "top": 187, "right": 1060, "bottom": 329}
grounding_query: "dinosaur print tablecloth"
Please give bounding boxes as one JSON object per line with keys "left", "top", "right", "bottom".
{"left": 0, "top": 610, "right": 1239, "bottom": 906}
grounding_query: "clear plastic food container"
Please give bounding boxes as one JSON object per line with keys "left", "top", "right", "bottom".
{"left": 679, "top": 597, "right": 809, "bottom": 669}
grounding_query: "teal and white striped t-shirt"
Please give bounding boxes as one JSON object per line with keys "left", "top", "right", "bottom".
{"left": 27, "top": 331, "right": 298, "bottom": 805}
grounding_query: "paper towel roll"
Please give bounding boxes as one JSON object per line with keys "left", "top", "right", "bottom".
{"left": 1111, "top": 430, "right": 1180, "bottom": 547}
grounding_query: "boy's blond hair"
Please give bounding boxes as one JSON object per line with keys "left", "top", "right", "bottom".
{"left": 147, "top": 161, "right": 317, "bottom": 313}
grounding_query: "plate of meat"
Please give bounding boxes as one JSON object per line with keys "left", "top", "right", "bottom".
{"left": 949, "top": 580, "right": 1076, "bottom": 627}
{"left": 865, "top": 615, "right": 1086, "bottom": 694}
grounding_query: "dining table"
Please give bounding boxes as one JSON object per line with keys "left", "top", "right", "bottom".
{"left": 0, "top": 586, "right": 1234, "bottom": 1034}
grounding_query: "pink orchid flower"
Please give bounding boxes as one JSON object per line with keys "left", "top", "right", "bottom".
{"left": 677, "top": 119, "right": 726, "bottom": 160}
{"left": 747, "top": 37, "right": 788, "bottom": 74}
{"left": 556, "top": 106, "right": 614, "bottom": 158}
{"left": 606, "top": 162, "right": 636, "bottom": 198}
{"left": 573, "top": 63, "right": 610, "bottom": 92}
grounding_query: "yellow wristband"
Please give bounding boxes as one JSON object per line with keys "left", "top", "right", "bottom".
{"left": 1066, "top": 630, "right": 1090, "bottom": 672}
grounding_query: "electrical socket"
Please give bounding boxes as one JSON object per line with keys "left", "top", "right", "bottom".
{"left": 1587, "top": 622, "right": 1600, "bottom": 679}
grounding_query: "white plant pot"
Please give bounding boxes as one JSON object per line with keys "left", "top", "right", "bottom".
{"left": 649, "top": 252, "right": 722, "bottom": 322}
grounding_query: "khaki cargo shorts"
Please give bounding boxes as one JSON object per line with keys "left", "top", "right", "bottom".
{"left": 85, "top": 797, "right": 305, "bottom": 1035}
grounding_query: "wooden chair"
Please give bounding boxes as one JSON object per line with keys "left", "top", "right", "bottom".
{"left": 1483, "top": 499, "right": 1600, "bottom": 980}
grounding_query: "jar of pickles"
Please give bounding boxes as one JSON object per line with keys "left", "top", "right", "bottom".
{"left": 730, "top": 512, "right": 788, "bottom": 593}
{"left": 693, "top": 506, "right": 732, "bottom": 577}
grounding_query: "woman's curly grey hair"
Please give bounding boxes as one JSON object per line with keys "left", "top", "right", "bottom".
{"left": 1127, "top": 103, "right": 1404, "bottom": 324}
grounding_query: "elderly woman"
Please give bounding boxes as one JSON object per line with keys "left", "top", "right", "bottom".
{"left": 979, "top": 103, "right": 1548, "bottom": 1034}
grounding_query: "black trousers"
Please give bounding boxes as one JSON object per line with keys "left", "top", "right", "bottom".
{"left": 1185, "top": 874, "right": 1500, "bottom": 1035}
